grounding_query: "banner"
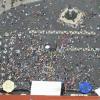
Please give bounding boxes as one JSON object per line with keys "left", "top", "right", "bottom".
{"left": 0, "top": 96, "right": 100, "bottom": 100}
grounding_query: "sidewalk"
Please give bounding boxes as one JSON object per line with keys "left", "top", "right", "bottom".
{"left": 0, "top": 0, "right": 41, "bottom": 15}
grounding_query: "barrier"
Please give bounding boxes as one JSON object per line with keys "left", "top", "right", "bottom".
{"left": 0, "top": 96, "right": 100, "bottom": 100}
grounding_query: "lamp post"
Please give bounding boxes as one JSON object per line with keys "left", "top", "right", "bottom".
{"left": 1, "top": 0, "right": 6, "bottom": 13}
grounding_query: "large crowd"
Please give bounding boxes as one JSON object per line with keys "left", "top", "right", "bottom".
{"left": 0, "top": 0, "right": 100, "bottom": 95}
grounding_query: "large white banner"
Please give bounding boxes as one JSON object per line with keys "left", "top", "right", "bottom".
{"left": 31, "top": 81, "right": 62, "bottom": 96}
